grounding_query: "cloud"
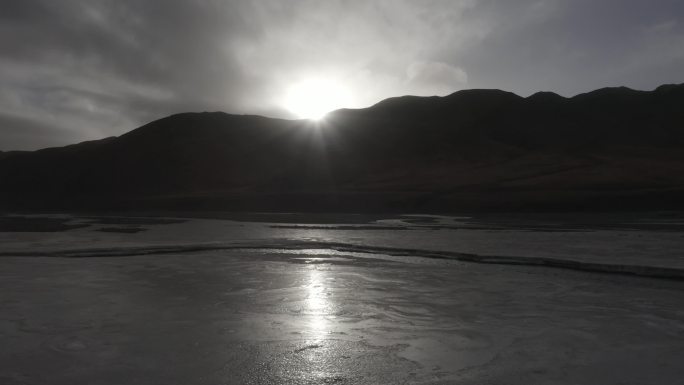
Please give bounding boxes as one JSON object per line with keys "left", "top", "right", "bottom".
{"left": 1, "top": 0, "right": 683, "bottom": 150}
{"left": 406, "top": 61, "right": 469, "bottom": 95}
{"left": 0, "top": 113, "right": 87, "bottom": 151}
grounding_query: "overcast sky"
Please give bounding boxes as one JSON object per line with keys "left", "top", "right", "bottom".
{"left": 1, "top": 0, "right": 683, "bottom": 150}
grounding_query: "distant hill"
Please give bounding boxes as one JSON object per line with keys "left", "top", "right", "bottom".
{"left": 2, "top": 83, "right": 684, "bottom": 212}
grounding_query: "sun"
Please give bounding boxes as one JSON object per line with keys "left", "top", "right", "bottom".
{"left": 283, "top": 78, "right": 352, "bottom": 120}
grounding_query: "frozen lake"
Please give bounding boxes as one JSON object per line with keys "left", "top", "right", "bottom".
{"left": 1, "top": 213, "right": 684, "bottom": 384}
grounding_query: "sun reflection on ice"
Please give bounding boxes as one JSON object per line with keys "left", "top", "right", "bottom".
{"left": 305, "top": 265, "right": 330, "bottom": 340}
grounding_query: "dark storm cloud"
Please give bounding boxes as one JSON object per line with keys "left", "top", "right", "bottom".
{"left": 1, "top": 0, "right": 683, "bottom": 150}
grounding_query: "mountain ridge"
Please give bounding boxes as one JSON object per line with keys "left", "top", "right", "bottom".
{"left": 2, "top": 83, "right": 684, "bottom": 212}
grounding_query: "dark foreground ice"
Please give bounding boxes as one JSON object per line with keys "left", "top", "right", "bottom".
{"left": 1, "top": 213, "right": 684, "bottom": 384}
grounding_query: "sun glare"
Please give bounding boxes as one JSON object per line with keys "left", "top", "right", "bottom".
{"left": 284, "top": 79, "right": 352, "bottom": 120}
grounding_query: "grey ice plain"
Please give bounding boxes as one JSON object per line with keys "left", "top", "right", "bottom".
{"left": 1, "top": 213, "right": 684, "bottom": 384}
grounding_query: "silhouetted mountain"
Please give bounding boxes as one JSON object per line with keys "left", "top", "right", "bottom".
{"left": 2, "top": 84, "right": 684, "bottom": 212}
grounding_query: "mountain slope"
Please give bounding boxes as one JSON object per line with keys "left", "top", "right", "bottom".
{"left": 2, "top": 84, "right": 684, "bottom": 212}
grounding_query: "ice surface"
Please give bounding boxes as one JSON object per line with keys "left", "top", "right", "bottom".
{"left": 1, "top": 213, "right": 684, "bottom": 384}
{"left": 2, "top": 213, "right": 684, "bottom": 273}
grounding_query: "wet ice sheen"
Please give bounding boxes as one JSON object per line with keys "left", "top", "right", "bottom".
{"left": 1, "top": 214, "right": 684, "bottom": 384}
{"left": 2, "top": 213, "right": 684, "bottom": 272}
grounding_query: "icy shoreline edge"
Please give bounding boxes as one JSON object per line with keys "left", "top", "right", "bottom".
{"left": 2, "top": 241, "right": 683, "bottom": 281}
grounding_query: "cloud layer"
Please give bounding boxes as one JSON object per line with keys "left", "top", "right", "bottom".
{"left": 1, "top": 0, "right": 683, "bottom": 150}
